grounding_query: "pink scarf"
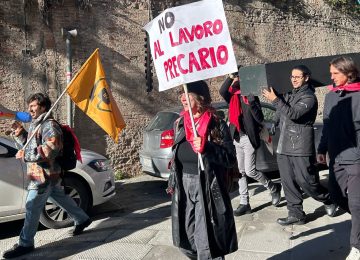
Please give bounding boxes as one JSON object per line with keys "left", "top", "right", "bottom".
{"left": 327, "top": 82, "right": 360, "bottom": 92}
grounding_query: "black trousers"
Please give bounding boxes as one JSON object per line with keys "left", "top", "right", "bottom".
{"left": 329, "top": 162, "right": 360, "bottom": 249}
{"left": 277, "top": 154, "right": 331, "bottom": 218}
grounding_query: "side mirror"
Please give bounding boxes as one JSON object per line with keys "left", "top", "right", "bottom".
{"left": 0, "top": 145, "right": 8, "bottom": 155}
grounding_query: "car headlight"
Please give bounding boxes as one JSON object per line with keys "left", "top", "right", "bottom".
{"left": 88, "top": 159, "right": 111, "bottom": 172}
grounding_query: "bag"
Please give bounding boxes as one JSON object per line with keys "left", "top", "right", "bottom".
{"left": 57, "top": 124, "right": 80, "bottom": 171}
{"left": 39, "top": 119, "right": 82, "bottom": 172}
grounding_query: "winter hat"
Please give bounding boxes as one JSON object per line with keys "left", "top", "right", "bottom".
{"left": 187, "top": 80, "right": 212, "bottom": 105}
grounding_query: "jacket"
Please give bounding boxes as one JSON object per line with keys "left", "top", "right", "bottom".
{"left": 219, "top": 77, "right": 264, "bottom": 149}
{"left": 318, "top": 86, "right": 360, "bottom": 164}
{"left": 170, "top": 115, "right": 238, "bottom": 258}
{"left": 273, "top": 84, "right": 317, "bottom": 156}
{"left": 15, "top": 113, "right": 63, "bottom": 188}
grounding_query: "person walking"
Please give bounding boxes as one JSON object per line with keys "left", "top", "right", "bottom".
{"left": 167, "top": 81, "right": 238, "bottom": 259}
{"left": 3, "top": 93, "right": 92, "bottom": 259}
{"left": 317, "top": 57, "right": 360, "bottom": 260}
{"left": 220, "top": 74, "right": 282, "bottom": 216}
{"left": 263, "top": 65, "right": 336, "bottom": 226}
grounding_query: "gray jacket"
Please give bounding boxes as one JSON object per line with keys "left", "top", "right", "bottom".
{"left": 273, "top": 84, "right": 317, "bottom": 156}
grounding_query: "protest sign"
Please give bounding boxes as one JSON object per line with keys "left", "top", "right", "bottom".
{"left": 143, "top": 0, "right": 237, "bottom": 91}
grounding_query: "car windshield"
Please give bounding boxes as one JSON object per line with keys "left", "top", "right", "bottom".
{"left": 145, "top": 112, "right": 179, "bottom": 131}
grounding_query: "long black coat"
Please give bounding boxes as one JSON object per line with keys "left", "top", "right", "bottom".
{"left": 169, "top": 116, "right": 238, "bottom": 258}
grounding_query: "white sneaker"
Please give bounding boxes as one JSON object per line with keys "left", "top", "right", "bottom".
{"left": 346, "top": 247, "right": 360, "bottom": 260}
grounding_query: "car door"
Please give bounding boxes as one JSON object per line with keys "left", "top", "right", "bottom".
{"left": 0, "top": 138, "right": 26, "bottom": 217}
{"left": 255, "top": 103, "right": 280, "bottom": 173}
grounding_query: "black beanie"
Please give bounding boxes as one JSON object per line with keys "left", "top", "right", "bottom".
{"left": 187, "top": 80, "right": 212, "bottom": 104}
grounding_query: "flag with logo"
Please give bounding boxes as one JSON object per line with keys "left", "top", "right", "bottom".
{"left": 66, "top": 48, "right": 126, "bottom": 143}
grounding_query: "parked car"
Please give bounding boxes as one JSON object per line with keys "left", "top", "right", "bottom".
{"left": 140, "top": 102, "right": 325, "bottom": 179}
{"left": 0, "top": 136, "right": 116, "bottom": 229}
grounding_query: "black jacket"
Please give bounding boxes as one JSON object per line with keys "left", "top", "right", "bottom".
{"left": 170, "top": 116, "right": 238, "bottom": 258}
{"left": 318, "top": 86, "right": 360, "bottom": 164}
{"left": 273, "top": 84, "right": 317, "bottom": 156}
{"left": 219, "top": 77, "right": 264, "bottom": 149}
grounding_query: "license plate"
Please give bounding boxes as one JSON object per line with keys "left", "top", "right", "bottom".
{"left": 143, "top": 158, "right": 152, "bottom": 168}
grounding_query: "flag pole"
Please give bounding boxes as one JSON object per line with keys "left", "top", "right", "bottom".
{"left": 183, "top": 84, "right": 205, "bottom": 171}
{"left": 20, "top": 49, "right": 101, "bottom": 151}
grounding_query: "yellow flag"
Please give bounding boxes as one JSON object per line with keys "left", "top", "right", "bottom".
{"left": 66, "top": 48, "right": 126, "bottom": 143}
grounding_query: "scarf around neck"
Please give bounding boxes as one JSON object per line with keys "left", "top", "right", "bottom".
{"left": 327, "top": 82, "right": 360, "bottom": 92}
{"left": 182, "top": 110, "right": 212, "bottom": 153}
{"left": 228, "top": 81, "right": 249, "bottom": 132}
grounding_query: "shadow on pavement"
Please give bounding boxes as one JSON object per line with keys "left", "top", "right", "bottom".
{"left": 1, "top": 176, "right": 172, "bottom": 259}
{"left": 268, "top": 220, "right": 351, "bottom": 260}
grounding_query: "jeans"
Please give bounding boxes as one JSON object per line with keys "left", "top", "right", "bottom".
{"left": 235, "top": 134, "right": 276, "bottom": 205}
{"left": 19, "top": 181, "right": 89, "bottom": 247}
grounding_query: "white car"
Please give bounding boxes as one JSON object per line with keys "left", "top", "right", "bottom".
{"left": 0, "top": 136, "right": 116, "bottom": 229}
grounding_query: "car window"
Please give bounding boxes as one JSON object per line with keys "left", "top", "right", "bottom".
{"left": 262, "top": 106, "right": 276, "bottom": 122}
{"left": 145, "top": 112, "right": 179, "bottom": 131}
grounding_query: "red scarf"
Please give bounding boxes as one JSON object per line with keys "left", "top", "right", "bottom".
{"left": 327, "top": 82, "right": 360, "bottom": 92}
{"left": 228, "top": 81, "right": 249, "bottom": 132}
{"left": 182, "top": 110, "right": 212, "bottom": 153}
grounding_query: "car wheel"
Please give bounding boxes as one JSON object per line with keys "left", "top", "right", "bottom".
{"left": 39, "top": 177, "right": 91, "bottom": 229}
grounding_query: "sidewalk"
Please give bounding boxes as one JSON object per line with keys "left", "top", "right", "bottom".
{"left": 0, "top": 171, "right": 351, "bottom": 260}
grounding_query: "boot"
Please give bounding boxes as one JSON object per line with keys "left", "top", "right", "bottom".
{"left": 277, "top": 215, "right": 306, "bottom": 226}
{"left": 234, "top": 204, "right": 252, "bottom": 216}
{"left": 271, "top": 183, "right": 282, "bottom": 206}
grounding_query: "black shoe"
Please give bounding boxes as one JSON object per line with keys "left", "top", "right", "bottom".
{"left": 324, "top": 203, "right": 337, "bottom": 217}
{"left": 234, "top": 204, "right": 252, "bottom": 216}
{"left": 71, "top": 218, "right": 92, "bottom": 236}
{"left": 3, "top": 244, "right": 34, "bottom": 259}
{"left": 277, "top": 216, "right": 306, "bottom": 226}
{"left": 271, "top": 183, "right": 282, "bottom": 207}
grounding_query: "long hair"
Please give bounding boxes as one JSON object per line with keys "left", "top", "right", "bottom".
{"left": 330, "top": 56, "right": 360, "bottom": 84}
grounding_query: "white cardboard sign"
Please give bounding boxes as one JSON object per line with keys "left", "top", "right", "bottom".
{"left": 143, "top": 0, "right": 237, "bottom": 91}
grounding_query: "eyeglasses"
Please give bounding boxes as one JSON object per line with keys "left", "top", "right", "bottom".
{"left": 290, "top": 75, "right": 304, "bottom": 80}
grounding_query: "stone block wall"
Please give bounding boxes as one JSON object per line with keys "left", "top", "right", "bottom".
{"left": 0, "top": 0, "right": 359, "bottom": 177}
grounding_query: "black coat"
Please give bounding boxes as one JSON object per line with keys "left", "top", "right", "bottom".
{"left": 219, "top": 77, "right": 264, "bottom": 149}
{"left": 318, "top": 84, "right": 360, "bottom": 164}
{"left": 169, "top": 116, "right": 238, "bottom": 258}
{"left": 273, "top": 84, "right": 317, "bottom": 156}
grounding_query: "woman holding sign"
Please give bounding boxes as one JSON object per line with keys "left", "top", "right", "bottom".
{"left": 167, "top": 81, "right": 238, "bottom": 259}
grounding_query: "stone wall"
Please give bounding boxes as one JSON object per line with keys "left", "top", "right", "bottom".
{"left": 0, "top": 0, "right": 359, "bottom": 177}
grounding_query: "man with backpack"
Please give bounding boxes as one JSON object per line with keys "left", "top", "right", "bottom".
{"left": 3, "top": 93, "right": 92, "bottom": 259}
